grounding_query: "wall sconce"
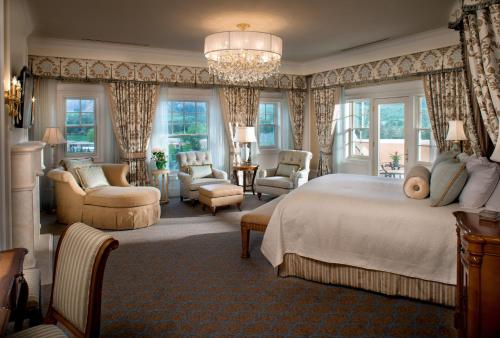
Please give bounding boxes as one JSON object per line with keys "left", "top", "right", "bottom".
{"left": 5, "top": 76, "right": 22, "bottom": 122}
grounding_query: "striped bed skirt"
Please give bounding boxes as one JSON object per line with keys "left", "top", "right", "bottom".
{"left": 278, "top": 253, "right": 455, "bottom": 307}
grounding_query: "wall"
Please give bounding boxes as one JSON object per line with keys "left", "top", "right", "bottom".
{"left": 0, "top": 0, "right": 33, "bottom": 249}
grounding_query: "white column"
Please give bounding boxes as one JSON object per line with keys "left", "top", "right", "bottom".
{"left": 11, "top": 141, "right": 45, "bottom": 303}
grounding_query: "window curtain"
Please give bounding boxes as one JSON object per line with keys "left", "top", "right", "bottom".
{"left": 313, "top": 87, "right": 339, "bottom": 176}
{"left": 462, "top": 2, "right": 500, "bottom": 145}
{"left": 286, "top": 90, "right": 306, "bottom": 150}
{"left": 31, "top": 78, "right": 58, "bottom": 211}
{"left": 210, "top": 88, "right": 229, "bottom": 172}
{"left": 423, "top": 69, "right": 482, "bottom": 154}
{"left": 107, "top": 81, "right": 159, "bottom": 186}
{"left": 218, "top": 86, "right": 260, "bottom": 173}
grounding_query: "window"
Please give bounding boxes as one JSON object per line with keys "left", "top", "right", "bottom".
{"left": 64, "top": 98, "right": 96, "bottom": 155}
{"left": 258, "top": 103, "right": 278, "bottom": 148}
{"left": 346, "top": 99, "right": 370, "bottom": 157}
{"left": 165, "top": 100, "right": 208, "bottom": 171}
{"left": 416, "top": 96, "right": 436, "bottom": 163}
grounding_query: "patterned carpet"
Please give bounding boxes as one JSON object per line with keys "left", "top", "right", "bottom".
{"left": 92, "top": 197, "right": 456, "bottom": 337}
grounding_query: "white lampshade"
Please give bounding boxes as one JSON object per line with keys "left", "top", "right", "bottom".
{"left": 42, "top": 127, "right": 66, "bottom": 145}
{"left": 235, "top": 126, "right": 257, "bottom": 143}
{"left": 446, "top": 120, "right": 468, "bottom": 141}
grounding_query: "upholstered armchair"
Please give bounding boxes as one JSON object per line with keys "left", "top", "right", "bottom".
{"left": 255, "top": 150, "right": 313, "bottom": 199}
{"left": 176, "top": 151, "right": 230, "bottom": 202}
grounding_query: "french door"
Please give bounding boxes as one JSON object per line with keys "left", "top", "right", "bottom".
{"left": 372, "top": 97, "right": 412, "bottom": 178}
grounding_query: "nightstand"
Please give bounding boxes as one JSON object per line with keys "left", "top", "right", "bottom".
{"left": 454, "top": 211, "right": 500, "bottom": 338}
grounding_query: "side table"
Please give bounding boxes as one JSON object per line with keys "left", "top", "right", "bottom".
{"left": 151, "top": 169, "right": 169, "bottom": 204}
{"left": 233, "top": 164, "right": 259, "bottom": 195}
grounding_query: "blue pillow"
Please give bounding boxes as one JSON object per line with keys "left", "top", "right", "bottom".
{"left": 189, "top": 164, "right": 212, "bottom": 179}
{"left": 430, "top": 159, "right": 468, "bottom": 207}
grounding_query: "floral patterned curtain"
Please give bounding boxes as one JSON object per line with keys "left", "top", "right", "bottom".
{"left": 287, "top": 90, "right": 306, "bottom": 150}
{"left": 463, "top": 3, "right": 500, "bottom": 145}
{"left": 107, "top": 81, "right": 159, "bottom": 186}
{"left": 313, "top": 87, "right": 338, "bottom": 176}
{"left": 219, "top": 87, "right": 260, "bottom": 171}
{"left": 423, "top": 69, "right": 482, "bottom": 154}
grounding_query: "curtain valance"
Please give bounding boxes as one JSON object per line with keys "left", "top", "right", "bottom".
{"left": 310, "top": 45, "right": 463, "bottom": 89}
{"left": 28, "top": 55, "right": 307, "bottom": 91}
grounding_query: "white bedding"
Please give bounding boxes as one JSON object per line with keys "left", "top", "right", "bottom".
{"left": 261, "top": 174, "right": 461, "bottom": 285}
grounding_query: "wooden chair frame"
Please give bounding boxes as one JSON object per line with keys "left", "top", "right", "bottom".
{"left": 43, "top": 225, "right": 119, "bottom": 338}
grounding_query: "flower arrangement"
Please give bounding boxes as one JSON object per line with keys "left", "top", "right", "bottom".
{"left": 152, "top": 148, "right": 167, "bottom": 170}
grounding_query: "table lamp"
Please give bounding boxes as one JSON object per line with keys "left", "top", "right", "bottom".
{"left": 446, "top": 120, "right": 467, "bottom": 153}
{"left": 235, "top": 126, "right": 257, "bottom": 164}
{"left": 42, "top": 127, "right": 66, "bottom": 168}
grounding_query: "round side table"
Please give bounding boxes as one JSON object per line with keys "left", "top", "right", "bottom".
{"left": 232, "top": 164, "right": 259, "bottom": 195}
{"left": 151, "top": 169, "right": 169, "bottom": 204}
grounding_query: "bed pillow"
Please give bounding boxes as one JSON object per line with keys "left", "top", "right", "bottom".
{"left": 76, "top": 166, "right": 110, "bottom": 189}
{"left": 189, "top": 164, "right": 213, "bottom": 179}
{"left": 430, "top": 159, "right": 468, "bottom": 207}
{"left": 403, "top": 165, "right": 430, "bottom": 199}
{"left": 276, "top": 163, "right": 300, "bottom": 177}
{"left": 459, "top": 156, "right": 499, "bottom": 208}
{"left": 63, "top": 158, "right": 94, "bottom": 186}
{"left": 485, "top": 180, "right": 500, "bottom": 212}
{"left": 431, "top": 151, "right": 456, "bottom": 173}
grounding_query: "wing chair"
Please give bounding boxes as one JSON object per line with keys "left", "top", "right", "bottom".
{"left": 255, "top": 150, "right": 313, "bottom": 199}
{"left": 177, "top": 151, "right": 230, "bottom": 202}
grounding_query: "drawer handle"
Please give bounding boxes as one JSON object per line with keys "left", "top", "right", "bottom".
{"left": 460, "top": 247, "right": 465, "bottom": 254}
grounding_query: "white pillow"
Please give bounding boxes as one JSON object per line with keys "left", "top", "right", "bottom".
{"left": 485, "top": 180, "right": 500, "bottom": 212}
{"left": 459, "top": 155, "right": 500, "bottom": 209}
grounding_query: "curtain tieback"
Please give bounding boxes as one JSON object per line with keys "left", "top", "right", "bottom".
{"left": 121, "top": 152, "right": 146, "bottom": 160}
{"left": 320, "top": 151, "right": 332, "bottom": 156}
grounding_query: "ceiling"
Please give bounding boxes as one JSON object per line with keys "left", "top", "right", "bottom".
{"left": 26, "top": 0, "right": 455, "bottom": 62}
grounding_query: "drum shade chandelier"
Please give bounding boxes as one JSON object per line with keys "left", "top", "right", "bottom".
{"left": 204, "top": 23, "right": 282, "bottom": 84}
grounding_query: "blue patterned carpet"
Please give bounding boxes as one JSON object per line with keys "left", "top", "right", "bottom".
{"left": 98, "top": 212, "right": 456, "bottom": 338}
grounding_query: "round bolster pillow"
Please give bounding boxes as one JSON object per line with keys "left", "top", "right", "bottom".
{"left": 404, "top": 165, "right": 431, "bottom": 199}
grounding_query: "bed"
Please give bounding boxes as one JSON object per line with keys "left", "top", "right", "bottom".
{"left": 261, "top": 174, "right": 461, "bottom": 306}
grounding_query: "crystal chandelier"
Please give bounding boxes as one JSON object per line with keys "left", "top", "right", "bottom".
{"left": 204, "top": 23, "right": 282, "bottom": 84}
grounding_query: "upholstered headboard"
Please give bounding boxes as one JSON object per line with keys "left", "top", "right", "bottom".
{"left": 278, "top": 150, "right": 313, "bottom": 171}
{"left": 176, "top": 151, "right": 213, "bottom": 173}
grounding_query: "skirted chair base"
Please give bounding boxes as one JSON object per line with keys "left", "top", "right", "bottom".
{"left": 82, "top": 203, "right": 160, "bottom": 230}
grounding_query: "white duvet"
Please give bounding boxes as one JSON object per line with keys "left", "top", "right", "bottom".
{"left": 261, "top": 174, "right": 460, "bottom": 285}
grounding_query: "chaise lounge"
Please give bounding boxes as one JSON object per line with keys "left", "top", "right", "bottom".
{"left": 48, "top": 162, "right": 160, "bottom": 230}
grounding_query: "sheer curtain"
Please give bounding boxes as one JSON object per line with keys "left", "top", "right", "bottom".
{"left": 149, "top": 87, "right": 228, "bottom": 197}
{"left": 210, "top": 88, "right": 229, "bottom": 171}
{"left": 31, "top": 78, "right": 58, "bottom": 211}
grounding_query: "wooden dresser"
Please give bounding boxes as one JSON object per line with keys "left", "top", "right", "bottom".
{"left": 454, "top": 211, "right": 500, "bottom": 338}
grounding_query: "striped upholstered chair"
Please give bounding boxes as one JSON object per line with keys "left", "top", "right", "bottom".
{"left": 10, "top": 223, "right": 119, "bottom": 338}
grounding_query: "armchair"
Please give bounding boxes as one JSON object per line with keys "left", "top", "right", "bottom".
{"left": 255, "top": 150, "right": 313, "bottom": 199}
{"left": 176, "top": 151, "right": 230, "bottom": 202}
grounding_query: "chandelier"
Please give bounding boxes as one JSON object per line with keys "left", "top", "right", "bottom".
{"left": 204, "top": 23, "right": 282, "bottom": 84}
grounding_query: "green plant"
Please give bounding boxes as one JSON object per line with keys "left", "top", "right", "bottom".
{"left": 152, "top": 148, "right": 167, "bottom": 170}
{"left": 390, "top": 151, "right": 401, "bottom": 169}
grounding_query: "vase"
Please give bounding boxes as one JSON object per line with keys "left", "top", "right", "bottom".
{"left": 155, "top": 161, "right": 167, "bottom": 170}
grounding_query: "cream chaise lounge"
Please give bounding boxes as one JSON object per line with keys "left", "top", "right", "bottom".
{"left": 48, "top": 163, "right": 160, "bottom": 230}
{"left": 255, "top": 150, "right": 313, "bottom": 199}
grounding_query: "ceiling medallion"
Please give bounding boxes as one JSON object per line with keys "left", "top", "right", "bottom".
{"left": 204, "top": 23, "right": 282, "bottom": 84}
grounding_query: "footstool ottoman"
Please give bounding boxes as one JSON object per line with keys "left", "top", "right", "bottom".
{"left": 199, "top": 183, "right": 244, "bottom": 216}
